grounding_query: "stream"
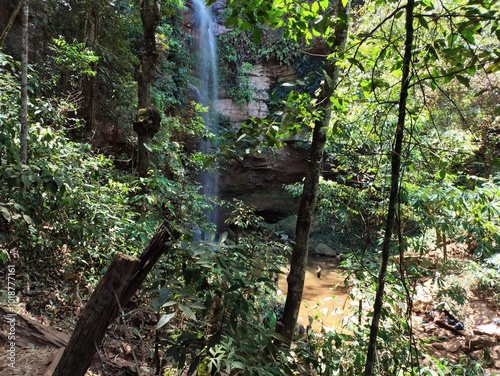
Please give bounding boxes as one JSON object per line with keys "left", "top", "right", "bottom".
{"left": 277, "top": 255, "right": 351, "bottom": 332}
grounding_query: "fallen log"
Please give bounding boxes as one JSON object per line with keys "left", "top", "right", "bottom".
{"left": 0, "top": 308, "right": 69, "bottom": 349}
{"left": 52, "top": 220, "right": 179, "bottom": 376}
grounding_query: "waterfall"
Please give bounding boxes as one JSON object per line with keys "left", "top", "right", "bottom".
{"left": 192, "top": 0, "right": 220, "bottom": 232}
{"left": 192, "top": 0, "right": 218, "bottom": 112}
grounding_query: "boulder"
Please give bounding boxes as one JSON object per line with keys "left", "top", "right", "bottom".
{"left": 314, "top": 243, "right": 336, "bottom": 257}
{"left": 443, "top": 339, "right": 463, "bottom": 353}
{"left": 474, "top": 323, "right": 500, "bottom": 338}
{"left": 466, "top": 335, "right": 497, "bottom": 351}
{"left": 412, "top": 284, "right": 434, "bottom": 313}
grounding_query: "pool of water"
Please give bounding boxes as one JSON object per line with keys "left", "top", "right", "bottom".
{"left": 277, "top": 255, "right": 351, "bottom": 332}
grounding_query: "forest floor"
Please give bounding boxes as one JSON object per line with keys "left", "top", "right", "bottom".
{"left": 0, "top": 244, "right": 499, "bottom": 375}
{"left": 408, "top": 245, "right": 500, "bottom": 375}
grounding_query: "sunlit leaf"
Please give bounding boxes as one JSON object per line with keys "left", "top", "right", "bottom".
{"left": 311, "top": 1, "right": 319, "bottom": 13}
{"left": 22, "top": 214, "right": 33, "bottom": 224}
{"left": 0, "top": 206, "right": 11, "bottom": 222}
{"left": 156, "top": 313, "right": 175, "bottom": 329}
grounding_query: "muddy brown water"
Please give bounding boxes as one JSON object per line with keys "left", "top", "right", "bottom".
{"left": 277, "top": 255, "right": 352, "bottom": 332}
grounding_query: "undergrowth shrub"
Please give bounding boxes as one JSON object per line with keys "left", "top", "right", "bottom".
{"left": 150, "top": 231, "right": 292, "bottom": 375}
{"left": 470, "top": 255, "right": 500, "bottom": 309}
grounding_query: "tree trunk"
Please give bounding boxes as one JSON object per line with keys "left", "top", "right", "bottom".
{"left": 0, "top": 0, "right": 22, "bottom": 48}
{"left": 136, "top": 132, "right": 152, "bottom": 177}
{"left": 135, "top": 0, "right": 161, "bottom": 177}
{"left": 0, "top": 308, "right": 69, "bottom": 348}
{"left": 85, "top": 6, "right": 100, "bottom": 135}
{"left": 278, "top": 0, "right": 351, "bottom": 345}
{"left": 133, "top": 107, "right": 161, "bottom": 177}
{"left": 53, "top": 221, "right": 178, "bottom": 376}
{"left": 436, "top": 228, "right": 442, "bottom": 245}
{"left": 363, "top": 0, "right": 415, "bottom": 374}
{"left": 138, "top": 0, "right": 161, "bottom": 99}
{"left": 20, "top": 0, "right": 29, "bottom": 164}
{"left": 479, "top": 120, "right": 492, "bottom": 179}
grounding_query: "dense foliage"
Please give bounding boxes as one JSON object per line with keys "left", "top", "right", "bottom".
{"left": 1, "top": 0, "right": 500, "bottom": 375}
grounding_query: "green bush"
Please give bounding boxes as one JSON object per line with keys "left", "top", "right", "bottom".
{"left": 153, "top": 229, "right": 291, "bottom": 375}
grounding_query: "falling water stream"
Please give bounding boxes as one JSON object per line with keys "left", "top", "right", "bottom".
{"left": 192, "top": 0, "right": 221, "bottom": 230}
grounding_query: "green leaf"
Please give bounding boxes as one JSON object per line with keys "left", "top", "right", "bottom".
{"left": 359, "top": 79, "right": 372, "bottom": 90}
{"left": 143, "top": 143, "right": 152, "bottom": 152}
{"left": 240, "top": 21, "right": 252, "bottom": 31}
{"left": 391, "top": 68, "right": 403, "bottom": 78}
{"left": 226, "top": 15, "right": 239, "bottom": 27}
{"left": 219, "top": 231, "right": 228, "bottom": 244}
{"left": 22, "top": 214, "right": 33, "bottom": 225}
{"left": 417, "top": 15, "right": 429, "bottom": 29}
{"left": 235, "top": 133, "right": 247, "bottom": 142}
{"left": 252, "top": 27, "right": 262, "bottom": 44}
{"left": 456, "top": 75, "right": 470, "bottom": 87}
{"left": 146, "top": 194, "right": 157, "bottom": 205}
{"left": 420, "top": 0, "right": 434, "bottom": 10}
{"left": 229, "top": 361, "right": 245, "bottom": 369}
{"left": 179, "top": 304, "right": 196, "bottom": 320}
{"left": 485, "top": 60, "right": 500, "bottom": 74}
{"left": 348, "top": 57, "right": 365, "bottom": 72}
{"left": 474, "top": 88, "right": 489, "bottom": 97}
{"left": 161, "top": 301, "right": 177, "bottom": 308}
{"left": 311, "top": 1, "right": 319, "bottom": 13}
{"left": 21, "top": 174, "right": 31, "bottom": 188}
{"left": 156, "top": 313, "right": 175, "bottom": 329}
{"left": 0, "top": 206, "right": 12, "bottom": 222}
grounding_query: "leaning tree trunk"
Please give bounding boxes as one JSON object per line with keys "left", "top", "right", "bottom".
{"left": 135, "top": 0, "right": 161, "bottom": 177}
{"left": 363, "top": 0, "right": 415, "bottom": 374}
{"left": 52, "top": 221, "right": 178, "bottom": 376}
{"left": 278, "top": 0, "right": 351, "bottom": 345}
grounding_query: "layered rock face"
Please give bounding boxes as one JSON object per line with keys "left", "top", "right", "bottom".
{"left": 220, "top": 142, "right": 309, "bottom": 220}
{"left": 215, "top": 63, "right": 297, "bottom": 123}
